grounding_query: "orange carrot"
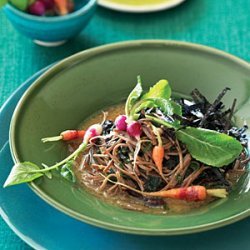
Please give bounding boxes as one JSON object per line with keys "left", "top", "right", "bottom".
{"left": 54, "top": 0, "right": 69, "bottom": 15}
{"left": 61, "top": 130, "right": 85, "bottom": 141}
{"left": 103, "top": 176, "right": 228, "bottom": 202}
{"left": 152, "top": 145, "right": 164, "bottom": 174}
{"left": 152, "top": 125, "right": 164, "bottom": 174}
{"left": 146, "top": 186, "right": 228, "bottom": 201}
{"left": 148, "top": 186, "right": 207, "bottom": 201}
{"left": 41, "top": 130, "right": 85, "bottom": 143}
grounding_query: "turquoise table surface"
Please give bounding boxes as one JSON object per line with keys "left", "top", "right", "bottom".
{"left": 0, "top": 0, "right": 249, "bottom": 249}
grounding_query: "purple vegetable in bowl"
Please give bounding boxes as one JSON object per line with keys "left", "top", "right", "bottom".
{"left": 28, "top": 1, "right": 46, "bottom": 16}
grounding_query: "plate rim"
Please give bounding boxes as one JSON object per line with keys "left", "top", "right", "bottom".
{"left": 1, "top": 84, "right": 249, "bottom": 249}
{"left": 9, "top": 40, "right": 250, "bottom": 235}
{"left": 0, "top": 66, "right": 51, "bottom": 250}
{"left": 98, "top": 0, "right": 186, "bottom": 13}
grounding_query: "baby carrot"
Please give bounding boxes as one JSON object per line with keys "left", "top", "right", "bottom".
{"left": 148, "top": 186, "right": 207, "bottom": 201}
{"left": 42, "top": 130, "right": 85, "bottom": 143}
{"left": 152, "top": 126, "right": 164, "bottom": 174}
{"left": 104, "top": 177, "right": 228, "bottom": 202}
{"left": 54, "top": 0, "right": 69, "bottom": 15}
{"left": 146, "top": 186, "right": 228, "bottom": 201}
{"left": 152, "top": 146, "right": 164, "bottom": 174}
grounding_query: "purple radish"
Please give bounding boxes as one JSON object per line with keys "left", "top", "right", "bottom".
{"left": 127, "top": 121, "right": 142, "bottom": 139}
{"left": 28, "top": 1, "right": 46, "bottom": 16}
{"left": 84, "top": 124, "right": 103, "bottom": 143}
{"left": 115, "top": 115, "right": 127, "bottom": 131}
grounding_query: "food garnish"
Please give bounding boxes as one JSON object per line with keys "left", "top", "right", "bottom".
{"left": 4, "top": 123, "right": 102, "bottom": 187}
{"left": 4, "top": 77, "right": 248, "bottom": 212}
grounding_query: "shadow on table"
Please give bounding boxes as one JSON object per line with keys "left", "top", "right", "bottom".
{"left": 29, "top": 35, "right": 100, "bottom": 66}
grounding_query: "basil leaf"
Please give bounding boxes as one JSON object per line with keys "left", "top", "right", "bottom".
{"left": 125, "top": 76, "right": 143, "bottom": 116}
{"left": 142, "top": 79, "right": 171, "bottom": 100}
{"left": 0, "top": 0, "right": 8, "bottom": 8}
{"left": 3, "top": 162, "right": 43, "bottom": 187}
{"left": 176, "top": 127, "right": 243, "bottom": 167}
{"left": 60, "top": 161, "right": 76, "bottom": 183}
{"left": 9, "top": 0, "right": 29, "bottom": 10}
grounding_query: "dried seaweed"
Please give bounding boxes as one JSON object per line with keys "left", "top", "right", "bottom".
{"left": 199, "top": 87, "right": 230, "bottom": 127}
{"left": 179, "top": 88, "right": 247, "bottom": 145}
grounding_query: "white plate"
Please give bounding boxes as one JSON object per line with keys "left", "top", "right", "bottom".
{"left": 98, "top": 0, "right": 186, "bottom": 13}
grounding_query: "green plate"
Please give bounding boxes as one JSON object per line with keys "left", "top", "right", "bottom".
{"left": 9, "top": 40, "right": 250, "bottom": 235}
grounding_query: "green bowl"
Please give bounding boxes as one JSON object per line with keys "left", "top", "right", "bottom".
{"left": 10, "top": 40, "right": 250, "bottom": 235}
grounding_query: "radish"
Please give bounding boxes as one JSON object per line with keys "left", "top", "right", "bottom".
{"left": 84, "top": 124, "right": 103, "bottom": 143}
{"left": 127, "top": 121, "right": 142, "bottom": 139}
{"left": 28, "top": 1, "right": 46, "bottom": 15}
{"left": 115, "top": 115, "right": 127, "bottom": 131}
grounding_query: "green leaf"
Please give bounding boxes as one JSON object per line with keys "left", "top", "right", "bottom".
{"left": 3, "top": 162, "right": 43, "bottom": 187}
{"left": 130, "top": 79, "right": 181, "bottom": 120}
{"left": 142, "top": 79, "right": 171, "bottom": 100}
{"left": 176, "top": 127, "right": 243, "bottom": 167}
{"left": 0, "top": 0, "right": 8, "bottom": 8}
{"left": 134, "top": 98, "right": 174, "bottom": 116}
{"left": 125, "top": 76, "right": 143, "bottom": 116}
{"left": 9, "top": 0, "right": 29, "bottom": 10}
{"left": 171, "top": 100, "right": 182, "bottom": 116}
{"left": 60, "top": 161, "right": 76, "bottom": 183}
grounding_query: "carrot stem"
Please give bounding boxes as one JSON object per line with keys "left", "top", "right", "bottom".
{"left": 152, "top": 125, "right": 162, "bottom": 146}
{"left": 41, "top": 135, "right": 63, "bottom": 143}
{"left": 207, "top": 189, "right": 228, "bottom": 198}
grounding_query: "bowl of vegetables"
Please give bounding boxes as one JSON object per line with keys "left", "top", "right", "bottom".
{"left": 5, "top": 41, "right": 250, "bottom": 235}
{"left": 3, "top": 0, "right": 96, "bottom": 46}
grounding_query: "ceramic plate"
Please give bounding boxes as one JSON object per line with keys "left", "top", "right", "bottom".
{"left": 8, "top": 40, "right": 250, "bottom": 235}
{"left": 98, "top": 0, "right": 186, "bottom": 13}
{"left": 1, "top": 66, "right": 250, "bottom": 249}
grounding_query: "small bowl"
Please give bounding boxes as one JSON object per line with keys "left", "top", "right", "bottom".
{"left": 9, "top": 41, "right": 250, "bottom": 235}
{"left": 3, "top": 0, "right": 96, "bottom": 47}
